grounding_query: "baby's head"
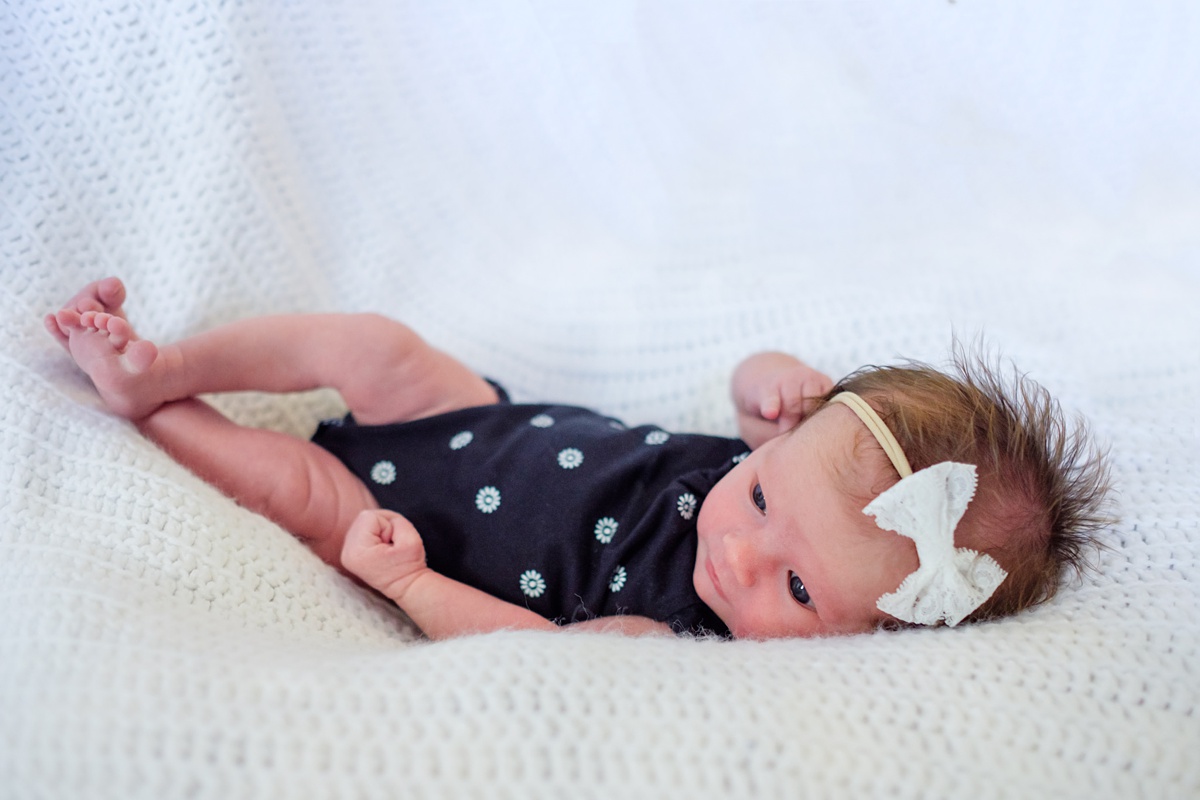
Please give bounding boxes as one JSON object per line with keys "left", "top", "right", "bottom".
{"left": 831, "top": 351, "right": 1114, "bottom": 625}
{"left": 694, "top": 350, "right": 1113, "bottom": 638}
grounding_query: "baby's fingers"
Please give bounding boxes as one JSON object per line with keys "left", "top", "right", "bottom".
{"left": 384, "top": 512, "right": 423, "bottom": 550}
{"left": 343, "top": 510, "right": 384, "bottom": 553}
{"left": 758, "top": 392, "right": 783, "bottom": 421}
{"left": 807, "top": 375, "right": 835, "bottom": 411}
{"left": 341, "top": 510, "right": 426, "bottom": 590}
{"left": 371, "top": 509, "right": 405, "bottom": 544}
{"left": 778, "top": 373, "right": 833, "bottom": 426}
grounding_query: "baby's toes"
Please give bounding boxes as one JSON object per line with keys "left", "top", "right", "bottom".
{"left": 74, "top": 312, "right": 129, "bottom": 347}
{"left": 44, "top": 313, "right": 69, "bottom": 346}
{"left": 95, "top": 277, "right": 127, "bottom": 314}
{"left": 55, "top": 308, "right": 84, "bottom": 333}
{"left": 102, "top": 315, "right": 134, "bottom": 349}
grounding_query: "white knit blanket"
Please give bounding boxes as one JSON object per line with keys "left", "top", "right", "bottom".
{"left": 3, "top": 2, "right": 1198, "bottom": 797}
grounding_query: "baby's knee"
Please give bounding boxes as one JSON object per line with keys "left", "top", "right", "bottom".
{"left": 347, "top": 313, "right": 424, "bottom": 361}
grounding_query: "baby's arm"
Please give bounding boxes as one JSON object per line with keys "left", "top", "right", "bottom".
{"left": 732, "top": 351, "right": 834, "bottom": 449}
{"left": 342, "top": 509, "right": 555, "bottom": 637}
{"left": 341, "top": 510, "right": 671, "bottom": 639}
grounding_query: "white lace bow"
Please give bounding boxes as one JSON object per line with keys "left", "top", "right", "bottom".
{"left": 865, "top": 461, "right": 1008, "bottom": 627}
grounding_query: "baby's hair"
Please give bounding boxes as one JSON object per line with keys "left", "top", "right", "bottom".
{"left": 819, "top": 345, "right": 1114, "bottom": 624}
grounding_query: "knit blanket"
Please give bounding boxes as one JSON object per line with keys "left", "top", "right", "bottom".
{"left": 3, "top": 2, "right": 1198, "bottom": 797}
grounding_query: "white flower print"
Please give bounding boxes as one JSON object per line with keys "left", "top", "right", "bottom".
{"left": 519, "top": 569, "right": 547, "bottom": 598}
{"left": 594, "top": 517, "right": 619, "bottom": 544}
{"left": 557, "top": 447, "right": 584, "bottom": 469}
{"left": 677, "top": 492, "right": 698, "bottom": 520}
{"left": 732, "top": 451, "right": 750, "bottom": 464}
{"left": 449, "top": 431, "right": 474, "bottom": 450}
{"left": 609, "top": 566, "right": 627, "bottom": 593}
{"left": 644, "top": 430, "right": 670, "bottom": 446}
{"left": 475, "top": 485, "right": 501, "bottom": 514}
{"left": 370, "top": 460, "right": 397, "bottom": 485}
{"left": 530, "top": 414, "right": 555, "bottom": 428}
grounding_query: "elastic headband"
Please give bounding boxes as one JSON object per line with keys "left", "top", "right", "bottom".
{"left": 827, "top": 392, "right": 913, "bottom": 478}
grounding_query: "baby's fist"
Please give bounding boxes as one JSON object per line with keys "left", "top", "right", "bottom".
{"left": 759, "top": 364, "right": 834, "bottom": 432}
{"left": 341, "top": 509, "right": 428, "bottom": 600}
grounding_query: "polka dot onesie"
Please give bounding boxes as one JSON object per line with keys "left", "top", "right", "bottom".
{"left": 311, "top": 385, "right": 750, "bottom": 636}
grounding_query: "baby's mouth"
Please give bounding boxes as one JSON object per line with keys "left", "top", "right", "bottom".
{"left": 706, "top": 557, "right": 729, "bottom": 603}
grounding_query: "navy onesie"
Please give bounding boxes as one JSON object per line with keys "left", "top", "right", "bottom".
{"left": 311, "top": 385, "right": 749, "bottom": 636}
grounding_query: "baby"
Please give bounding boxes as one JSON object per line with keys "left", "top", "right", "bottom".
{"left": 46, "top": 278, "right": 1112, "bottom": 640}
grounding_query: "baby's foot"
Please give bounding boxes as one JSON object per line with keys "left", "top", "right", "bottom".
{"left": 57, "top": 308, "right": 167, "bottom": 420}
{"left": 44, "top": 276, "right": 128, "bottom": 350}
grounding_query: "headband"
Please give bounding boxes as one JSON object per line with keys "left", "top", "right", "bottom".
{"left": 828, "top": 391, "right": 1007, "bottom": 627}
{"left": 827, "top": 392, "right": 912, "bottom": 478}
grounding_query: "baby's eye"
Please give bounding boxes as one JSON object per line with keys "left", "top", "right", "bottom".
{"left": 788, "top": 571, "right": 812, "bottom": 607}
{"left": 752, "top": 483, "right": 766, "bottom": 513}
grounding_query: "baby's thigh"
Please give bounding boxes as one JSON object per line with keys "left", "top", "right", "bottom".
{"left": 266, "top": 439, "right": 381, "bottom": 570}
{"left": 340, "top": 318, "right": 502, "bottom": 425}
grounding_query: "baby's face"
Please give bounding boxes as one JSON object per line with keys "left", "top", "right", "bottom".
{"left": 694, "top": 404, "right": 919, "bottom": 639}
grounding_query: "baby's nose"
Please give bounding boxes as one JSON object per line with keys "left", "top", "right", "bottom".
{"left": 724, "top": 534, "right": 762, "bottom": 588}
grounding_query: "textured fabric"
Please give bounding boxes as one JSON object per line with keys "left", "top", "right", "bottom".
{"left": 312, "top": 399, "right": 746, "bottom": 634}
{"left": 2, "top": 2, "right": 1199, "bottom": 798}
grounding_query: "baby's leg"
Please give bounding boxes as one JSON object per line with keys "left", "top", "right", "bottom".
{"left": 52, "top": 279, "right": 500, "bottom": 565}
{"left": 58, "top": 310, "right": 376, "bottom": 565}
{"left": 141, "top": 399, "right": 378, "bottom": 568}
{"left": 55, "top": 305, "right": 498, "bottom": 425}
{"left": 163, "top": 312, "right": 502, "bottom": 424}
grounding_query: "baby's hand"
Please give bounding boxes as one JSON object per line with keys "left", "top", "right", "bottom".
{"left": 754, "top": 361, "right": 834, "bottom": 432}
{"left": 732, "top": 352, "right": 835, "bottom": 448}
{"left": 341, "top": 509, "right": 428, "bottom": 601}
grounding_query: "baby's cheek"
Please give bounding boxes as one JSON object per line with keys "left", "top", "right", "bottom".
{"left": 722, "top": 604, "right": 774, "bottom": 640}
{"left": 746, "top": 603, "right": 823, "bottom": 640}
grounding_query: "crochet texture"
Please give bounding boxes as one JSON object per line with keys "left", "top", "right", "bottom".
{"left": 2, "top": 2, "right": 1198, "bottom": 797}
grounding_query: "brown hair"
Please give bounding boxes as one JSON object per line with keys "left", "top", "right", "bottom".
{"left": 816, "top": 346, "right": 1114, "bottom": 624}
